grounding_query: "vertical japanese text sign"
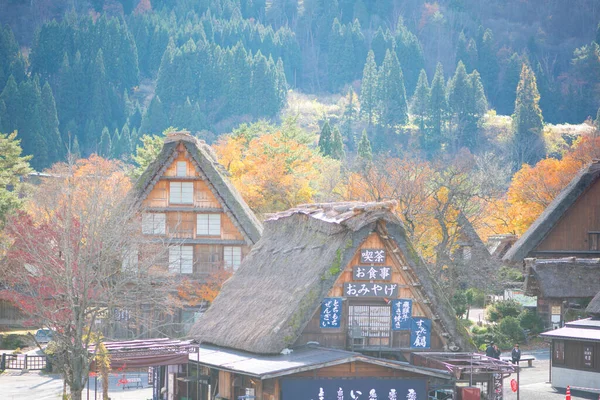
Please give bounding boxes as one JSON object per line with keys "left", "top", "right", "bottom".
{"left": 391, "top": 299, "right": 412, "bottom": 330}
{"left": 320, "top": 297, "right": 342, "bottom": 328}
{"left": 410, "top": 318, "right": 431, "bottom": 349}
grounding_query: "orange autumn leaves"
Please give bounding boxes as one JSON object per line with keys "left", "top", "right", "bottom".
{"left": 482, "top": 136, "right": 600, "bottom": 236}
{"left": 214, "top": 128, "right": 335, "bottom": 214}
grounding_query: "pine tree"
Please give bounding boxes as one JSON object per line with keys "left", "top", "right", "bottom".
{"left": 341, "top": 89, "right": 357, "bottom": 150}
{"left": 512, "top": 63, "right": 545, "bottom": 166}
{"left": 412, "top": 69, "right": 430, "bottom": 134}
{"left": 357, "top": 129, "right": 372, "bottom": 162}
{"left": 394, "top": 18, "right": 425, "bottom": 94}
{"left": 456, "top": 32, "right": 470, "bottom": 70}
{"left": 40, "top": 81, "right": 63, "bottom": 164}
{"left": 427, "top": 63, "right": 447, "bottom": 155}
{"left": 360, "top": 50, "right": 379, "bottom": 126}
{"left": 99, "top": 127, "right": 112, "bottom": 157}
{"left": 327, "top": 19, "right": 345, "bottom": 90}
{"left": 330, "top": 126, "right": 345, "bottom": 160}
{"left": 140, "top": 96, "right": 169, "bottom": 135}
{"left": 448, "top": 61, "right": 473, "bottom": 150}
{"left": 0, "top": 131, "right": 32, "bottom": 222}
{"left": 318, "top": 120, "right": 333, "bottom": 156}
{"left": 478, "top": 29, "right": 498, "bottom": 99}
{"left": 378, "top": 49, "right": 408, "bottom": 127}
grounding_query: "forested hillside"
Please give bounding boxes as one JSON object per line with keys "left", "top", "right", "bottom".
{"left": 0, "top": 0, "right": 599, "bottom": 171}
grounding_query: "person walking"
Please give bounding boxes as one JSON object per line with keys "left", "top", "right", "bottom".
{"left": 486, "top": 341, "right": 496, "bottom": 358}
{"left": 511, "top": 343, "right": 521, "bottom": 364}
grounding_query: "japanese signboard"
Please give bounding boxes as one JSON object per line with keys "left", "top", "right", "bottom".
{"left": 320, "top": 297, "right": 342, "bottom": 328}
{"left": 281, "top": 378, "right": 426, "bottom": 400}
{"left": 344, "top": 283, "right": 398, "bottom": 298}
{"left": 410, "top": 318, "right": 431, "bottom": 349}
{"left": 360, "top": 249, "right": 386, "bottom": 264}
{"left": 584, "top": 346, "right": 593, "bottom": 367}
{"left": 391, "top": 299, "right": 412, "bottom": 330}
{"left": 353, "top": 266, "right": 392, "bottom": 281}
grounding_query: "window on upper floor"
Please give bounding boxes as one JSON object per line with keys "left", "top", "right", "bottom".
{"left": 170, "top": 182, "right": 193, "bottom": 204}
{"left": 176, "top": 161, "right": 187, "bottom": 176}
{"left": 589, "top": 232, "right": 600, "bottom": 250}
{"left": 462, "top": 245, "right": 472, "bottom": 260}
{"left": 142, "top": 213, "right": 166, "bottom": 235}
{"left": 197, "top": 214, "right": 221, "bottom": 236}
{"left": 169, "top": 245, "right": 194, "bottom": 274}
{"left": 223, "top": 246, "right": 242, "bottom": 271}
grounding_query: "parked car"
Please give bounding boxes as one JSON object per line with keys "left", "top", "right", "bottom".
{"left": 34, "top": 329, "right": 54, "bottom": 343}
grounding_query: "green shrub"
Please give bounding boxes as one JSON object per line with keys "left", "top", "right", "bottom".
{"left": 466, "top": 288, "right": 485, "bottom": 308}
{"left": 471, "top": 325, "right": 488, "bottom": 335}
{"left": 0, "top": 334, "right": 26, "bottom": 350}
{"left": 460, "top": 319, "right": 474, "bottom": 328}
{"left": 496, "top": 316, "right": 526, "bottom": 346}
{"left": 486, "top": 299, "right": 522, "bottom": 322}
{"left": 518, "top": 309, "right": 544, "bottom": 334}
{"left": 498, "top": 266, "right": 524, "bottom": 282}
{"left": 451, "top": 291, "right": 468, "bottom": 318}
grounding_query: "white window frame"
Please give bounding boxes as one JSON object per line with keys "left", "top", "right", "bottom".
{"left": 224, "top": 246, "right": 242, "bottom": 271}
{"left": 142, "top": 213, "right": 166, "bottom": 235}
{"left": 170, "top": 182, "right": 193, "bottom": 204}
{"left": 169, "top": 245, "right": 194, "bottom": 274}
{"left": 176, "top": 161, "right": 187, "bottom": 176}
{"left": 197, "top": 214, "right": 221, "bottom": 236}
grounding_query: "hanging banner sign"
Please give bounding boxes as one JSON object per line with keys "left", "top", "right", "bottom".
{"left": 344, "top": 283, "right": 398, "bottom": 297}
{"left": 391, "top": 299, "right": 412, "bottom": 330}
{"left": 281, "top": 378, "right": 426, "bottom": 400}
{"left": 410, "top": 318, "right": 431, "bottom": 349}
{"left": 320, "top": 297, "right": 342, "bottom": 328}
{"left": 353, "top": 266, "right": 392, "bottom": 281}
{"left": 360, "top": 249, "right": 386, "bottom": 264}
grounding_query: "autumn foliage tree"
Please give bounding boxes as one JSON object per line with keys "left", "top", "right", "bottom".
{"left": 214, "top": 120, "right": 343, "bottom": 215}
{"left": 482, "top": 136, "right": 600, "bottom": 235}
{"left": 0, "top": 156, "right": 175, "bottom": 400}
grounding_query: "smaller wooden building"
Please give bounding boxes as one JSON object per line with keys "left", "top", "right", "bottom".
{"left": 188, "top": 344, "right": 454, "bottom": 400}
{"left": 541, "top": 316, "right": 600, "bottom": 394}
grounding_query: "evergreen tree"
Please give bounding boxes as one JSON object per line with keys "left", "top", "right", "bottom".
{"left": 456, "top": 32, "right": 470, "bottom": 69}
{"left": 512, "top": 63, "right": 545, "bottom": 166}
{"left": 330, "top": 126, "right": 345, "bottom": 160}
{"left": 357, "top": 129, "right": 372, "bottom": 162}
{"left": 412, "top": 69, "right": 430, "bottom": 134}
{"left": 478, "top": 29, "right": 498, "bottom": 99}
{"left": 318, "top": 120, "right": 333, "bottom": 156}
{"left": 427, "top": 63, "right": 447, "bottom": 154}
{"left": 360, "top": 50, "right": 379, "bottom": 126}
{"left": 327, "top": 19, "right": 345, "bottom": 90}
{"left": 140, "top": 96, "right": 169, "bottom": 135}
{"left": 0, "top": 131, "right": 32, "bottom": 223}
{"left": 448, "top": 61, "right": 473, "bottom": 150}
{"left": 18, "top": 77, "right": 47, "bottom": 171}
{"left": 497, "top": 52, "right": 522, "bottom": 115}
{"left": 394, "top": 18, "right": 425, "bottom": 94}
{"left": 341, "top": 88, "right": 357, "bottom": 150}
{"left": 378, "top": 50, "right": 408, "bottom": 127}
{"left": 40, "top": 81, "right": 63, "bottom": 164}
{"left": 371, "top": 27, "right": 391, "bottom": 66}
{"left": 99, "top": 127, "right": 112, "bottom": 157}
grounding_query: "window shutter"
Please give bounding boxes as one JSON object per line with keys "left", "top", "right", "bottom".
{"left": 209, "top": 214, "right": 221, "bottom": 236}
{"left": 181, "top": 246, "right": 194, "bottom": 274}
{"left": 224, "top": 246, "right": 242, "bottom": 271}
{"left": 170, "top": 182, "right": 182, "bottom": 204}
{"left": 154, "top": 213, "right": 166, "bottom": 234}
{"left": 181, "top": 182, "right": 193, "bottom": 204}
{"left": 197, "top": 214, "right": 209, "bottom": 235}
{"left": 142, "top": 213, "right": 153, "bottom": 234}
{"left": 168, "top": 247, "right": 181, "bottom": 273}
{"left": 176, "top": 161, "right": 187, "bottom": 176}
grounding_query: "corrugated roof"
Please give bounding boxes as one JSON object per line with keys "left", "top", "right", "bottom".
{"left": 188, "top": 344, "right": 451, "bottom": 380}
{"left": 541, "top": 318, "right": 600, "bottom": 341}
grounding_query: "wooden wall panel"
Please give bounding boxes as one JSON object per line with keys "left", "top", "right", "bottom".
{"left": 143, "top": 181, "right": 168, "bottom": 208}
{"left": 194, "top": 181, "right": 220, "bottom": 208}
{"left": 222, "top": 213, "right": 245, "bottom": 240}
{"left": 536, "top": 179, "right": 600, "bottom": 252}
{"left": 218, "top": 370, "right": 232, "bottom": 398}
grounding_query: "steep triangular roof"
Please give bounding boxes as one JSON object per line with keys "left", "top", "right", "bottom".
{"left": 504, "top": 161, "right": 600, "bottom": 263}
{"left": 133, "top": 132, "right": 262, "bottom": 244}
{"left": 190, "top": 201, "right": 473, "bottom": 354}
{"left": 587, "top": 291, "right": 600, "bottom": 316}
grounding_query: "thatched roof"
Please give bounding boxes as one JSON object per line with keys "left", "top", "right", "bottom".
{"left": 133, "top": 132, "right": 262, "bottom": 244}
{"left": 586, "top": 291, "right": 600, "bottom": 316}
{"left": 504, "top": 161, "right": 600, "bottom": 263}
{"left": 486, "top": 234, "right": 518, "bottom": 259}
{"left": 524, "top": 258, "right": 600, "bottom": 298}
{"left": 190, "top": 201, "right": 474, "bottom": 354}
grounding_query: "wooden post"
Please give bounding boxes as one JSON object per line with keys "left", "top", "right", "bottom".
{"left": 218, "top": 370, "right": 232, "bottom": 399}
{"left": 1, "top": 353, "right": 5, "bottom": 370}
{"left": 23, "top": 354, "right": 27, "bottom": 370}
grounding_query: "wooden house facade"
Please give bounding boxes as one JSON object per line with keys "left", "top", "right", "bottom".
{"left": 122, "top": 131, "right": 262, "bottom": 337}
{"left": 504, "top": 161, "right": 600, "bottom": 328}
{"left": 185, "top": 202, "right": 479, "bottom": 400}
